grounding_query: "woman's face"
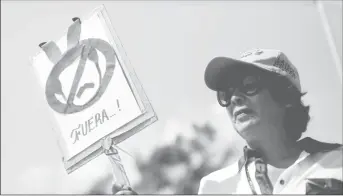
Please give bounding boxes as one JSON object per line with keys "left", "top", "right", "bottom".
{"left": 222, "top": 74, "right": 287, "bottom": 141}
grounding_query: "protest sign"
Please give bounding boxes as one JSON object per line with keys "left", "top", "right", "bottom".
{"left": 30, "top": 5, "right": 157, "bottom": 174}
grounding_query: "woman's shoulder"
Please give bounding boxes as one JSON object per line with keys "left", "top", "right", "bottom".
{"left": 198, "top": 161, "right": 241, "bottom": 194}
{"left": 299, "top": 137, "right": 343, "bottom": 168}
{"left": 200, "top": 160, "right": 241, "bottom": 183}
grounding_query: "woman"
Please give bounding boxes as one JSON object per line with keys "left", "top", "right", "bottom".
{"left": 198, "top": 48, "right": 342, "bottom": 194}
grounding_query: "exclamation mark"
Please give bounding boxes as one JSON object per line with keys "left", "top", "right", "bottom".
{"left": 117, "top": 99, "right": 121, "bottom": 112}
{"left": 110, "top": 99, "right": 121, "bottom": 118}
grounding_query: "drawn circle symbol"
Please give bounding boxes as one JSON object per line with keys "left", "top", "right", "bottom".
{"left": 45, "top": 39, "right": 116, "bottom": 114}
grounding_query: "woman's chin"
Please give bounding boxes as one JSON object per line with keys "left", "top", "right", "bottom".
{"left": 234, "top": 117, "right": 259, "bottom": 135}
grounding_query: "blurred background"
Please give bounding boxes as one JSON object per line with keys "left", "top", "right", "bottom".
{"left": 1, "top": 1, "right": 342, "bottom": 194}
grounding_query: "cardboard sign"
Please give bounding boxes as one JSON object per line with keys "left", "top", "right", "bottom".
{"left": 31, "top": 5, "right": 157, "bottom": 173}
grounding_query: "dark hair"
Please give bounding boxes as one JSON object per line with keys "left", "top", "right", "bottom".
{"left": 263, "top": 72, "right": 311, "bottom": 141}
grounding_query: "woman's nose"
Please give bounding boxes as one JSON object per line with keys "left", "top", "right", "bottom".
{"left": 231, "top": 89, "right": 246, "bottom": 106}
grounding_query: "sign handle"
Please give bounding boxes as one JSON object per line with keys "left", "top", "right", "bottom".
{"left": 102, "top": 137, "right": 131, "bottom": 188}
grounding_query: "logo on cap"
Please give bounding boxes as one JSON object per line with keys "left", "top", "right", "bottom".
{"left": 274, "top": 58, "right": 298, "bottom": 80}
{"left": 240, "top": 49, "right": 264, "bottom": 58}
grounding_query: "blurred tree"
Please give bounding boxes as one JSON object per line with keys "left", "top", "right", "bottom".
{"left": 133, "top": 122, "right": 234, "bottom": 194}
{"left": 82, "top": 122, "right": 235, "bottom": 194}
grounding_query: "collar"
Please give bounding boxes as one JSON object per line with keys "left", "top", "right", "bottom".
{"left": 237, "top": 137, "right": 342, "bottom": 172}
{"left": 238, "top": 146, "right": 262, "bottom": 172}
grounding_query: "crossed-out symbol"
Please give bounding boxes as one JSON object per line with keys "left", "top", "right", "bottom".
{"left": 40, "top": 18, "right": 116, "bottom": 114}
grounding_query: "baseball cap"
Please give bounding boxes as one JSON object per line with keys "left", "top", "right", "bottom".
{"left": 204, "top": 48, "right": 301, "bottom": 92}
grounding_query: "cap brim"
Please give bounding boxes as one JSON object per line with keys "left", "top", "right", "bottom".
{"left": 204, "top": 57, "right": 260, "bottom": 91}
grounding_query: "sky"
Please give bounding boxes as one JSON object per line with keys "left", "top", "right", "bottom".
{"left": 1, "top": 1, "right": 342, "bottom": 194}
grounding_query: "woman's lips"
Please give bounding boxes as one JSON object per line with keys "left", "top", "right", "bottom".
{"left": 233, "top": 108, "right": 254, "bottom": 121}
